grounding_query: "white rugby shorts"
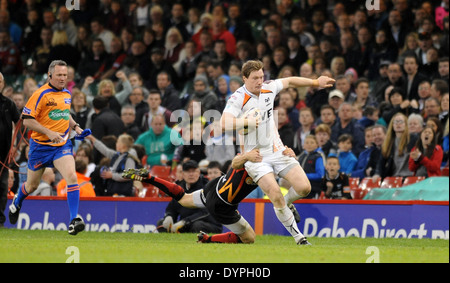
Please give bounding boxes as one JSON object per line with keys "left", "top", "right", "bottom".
{"left": 244, "top": 150, "right": 299, "bottom": 183}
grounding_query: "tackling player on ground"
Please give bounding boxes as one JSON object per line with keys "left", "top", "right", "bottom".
{"left": 123, "top": 147, "right": 311, "bottom": 245}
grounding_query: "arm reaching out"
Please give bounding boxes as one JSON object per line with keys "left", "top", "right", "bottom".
{"left": 280, "top": 76, "right": 335, "bottom": 90}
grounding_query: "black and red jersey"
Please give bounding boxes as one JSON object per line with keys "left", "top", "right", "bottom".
{"left": 214, "top": 168, "right": 258, "bottom": 205}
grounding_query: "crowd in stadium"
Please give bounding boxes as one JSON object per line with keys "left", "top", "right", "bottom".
{"left": 1, "top": 0, "right": 449, "bottom": 200}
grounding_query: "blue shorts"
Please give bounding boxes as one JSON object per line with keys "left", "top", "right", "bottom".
{"left": 28, "top": 139, "right": 73, "bottom": 171}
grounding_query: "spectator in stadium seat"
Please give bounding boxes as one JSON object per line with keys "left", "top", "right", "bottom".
{"left": 98, "top": 37, "right": 127, "bottom": 81}
{"left": 30, "top": 26, "right": 53, "bottom": 75}
{"left": 430, "top": 79, "right": 449, "bottom": 101}
{"left": 409, "top": 126, "right": 443, "bottom": 177}
{"left": 70, "top": 88, "right": 90, "bottom": 130}
{"left": 127, "top": 87, "right": 148, "bottom": 129}
{"left": 0, "top": 10, "right": 22, "bottom": 45}
{"left": 211, "top": 16, "right": 236, "bottom": 56}
{"left": 189, "top": 74, "right": 218, "bottom": 114}
{"left": 227, "top": 3, "right": 254, "bottom": 44}
{"left": 0, "top": 29, "right": 23, "bottom": 76}
{"left": 437, "top": 57, "right": 449, "bottom": 81}
{"left": 407, "top": 113, "right": 424, "bottom": 135}
{"left": 74, "top": 24, "right": 92, "bottom": 61}
{"left": 78, "top": 38, "right": 108, "bottom": 79}
{"left": 86, "top": 134, "right": 139, "bottom": 197}
{"left": 317, "top": 104, "right": 337, "bottom": 128}
{"left": 105, "top": 0, "right": 127, "bottom": 36}
{"left": 331, "top": 102, "right": 366, "bottom": 157}
{"left": 135, "top": 114, "right": 183, "bottom": 167}
{"left": 417, "top": 80, "right": 432, "bottom": 111}
{"left": 293, "top": 107, "right": 316, "bottom": 155}
{"left": 53, "top": 6, "right": 77, "bottom": 46}
{"left": 90, "top": 17, "right": 115, "bottom": 54}
{"left": 297, "top": 135, "right": 326, "bottom": 199}
{"left": 352, "top": 125, "right": 386, "bottom": 179}
{"left": 315, "top": 123, "right": 337, "bottom": 157}
{"left": 328, "top": 89, "right": 345, "bottom": 114}
{"left": 321, "top": 156, "right": 352, "bottom": 200}
{"left": 141, "top": 47, "right": 180, "bottom": 91}
{"left": 331, "top": 134, "right": 357, "bottom": 175}
{"left": 47, "top": 30, "right": 79, "bottom": 72}
{"left": 90, "top": 96, "right": 125, "bottom": 146}
{"left": 424, "top": 97, "right": 441, "bottom": 121}
{"left": 121, "top": 104, "right": 142, "bottom": 141}
{"left": 163, "top": 27, "right": 185, "bottom": 67}
{"left": 426, "top": 116, "right": 444, "bottom": 145}
{"left": 382, "top": 87, "right": 420, "bottom": 125}
{"left": 141, "top": 89, "right": 174, "bottom": 132}
{"left": 57, "top": 160, "right": 96, "bottom": 197}
{"left": 374, "top": 112, "right": 418, "bottom": 179}
{"left": 278, "top": 89, "right": 300, "bottom": 131}
{"left": 276, "top": 106, "right": 295, "bottom": 150}
{"left": 403, "top": 52, "right": 428, "bottom": 101}
{"left": 155, "top": 71, "right": 182, "bottom": 112}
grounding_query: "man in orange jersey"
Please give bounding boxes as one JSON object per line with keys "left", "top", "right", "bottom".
{"left": 123, "top": 148, "right": 311, "bottom": 245}
{"left": 57, "top": 160, "right": 95, "bottom": 197}
{"left": 9, "top": 60, "right": 86, "bottom": 235}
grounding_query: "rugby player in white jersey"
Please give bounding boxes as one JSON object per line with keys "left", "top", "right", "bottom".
{"left": 220, "top": 60, "right": 335, "bottom": 244}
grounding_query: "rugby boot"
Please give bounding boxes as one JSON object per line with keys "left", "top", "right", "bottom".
{"left": 297, "top": 237, "right": 312, "bottom": 245}
{"left": 288, "top": 203, "right": 301, "bottom": 223}
{"left": 8, "top": 195, "right": 21, "bottom": 225}
{"left": 68, "top": 217, "right": 85, "bottom": 236}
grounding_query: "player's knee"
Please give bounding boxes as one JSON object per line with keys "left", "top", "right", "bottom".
{"left": 302, "top": 183, "right": 311, "bottom": 197}
{"left": 66, "top": 172, "right": 78, "bottom": 184}
{"left": 240, "top": 230, "right": 255, "bottom": 244}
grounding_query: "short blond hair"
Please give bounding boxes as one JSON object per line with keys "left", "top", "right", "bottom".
{"left": 118, "top": 134, "right": 134, "bottom": 149}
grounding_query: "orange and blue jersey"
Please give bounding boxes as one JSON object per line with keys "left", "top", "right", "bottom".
{"left": 22, "top": 83, "right": 72, "bottom": 146}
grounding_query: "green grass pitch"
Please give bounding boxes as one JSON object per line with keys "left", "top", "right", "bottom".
{"left": 0, "top": 229, "right": 448, "bottom": 263}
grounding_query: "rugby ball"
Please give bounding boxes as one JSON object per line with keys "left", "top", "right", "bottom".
{"left": 239, "top": 107, "right": 260, "bottom": 135}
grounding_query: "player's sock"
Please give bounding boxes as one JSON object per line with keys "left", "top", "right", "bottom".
{"left": 14, "top": 183, "right": 29, "bottom": 208}
{"left": 274, "top": 205, "right": 304, "bottom": 242}
{"left": 207, "top": 232, "right": 242, "bottom": 243}
{"left": 284, "top": 187, "right": 301, "bottom": 205}
{"left": 67, "top": 184, "right": 80, "bottom": 221}
{"left": 145, "top": 176, "right": 185, "bottom": 201}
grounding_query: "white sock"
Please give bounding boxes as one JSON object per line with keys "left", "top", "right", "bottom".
{"left": 274, "top": 205, "right": 304, "bottom": 242}
{"left": 284, "top": 187, "right": 301, "bottom": 206}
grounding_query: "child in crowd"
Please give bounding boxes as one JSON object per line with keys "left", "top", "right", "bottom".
{"left": 297, "top": 135, "right": 326, "bottom": 199}
{"left": 86, "top": 134, "right": 140, "bottom": 196}
{"left": 332, "top": 134, "right": 357, "bottom": 175}
{"left": 321, "top": 156, "right": 352, "bottom": 199}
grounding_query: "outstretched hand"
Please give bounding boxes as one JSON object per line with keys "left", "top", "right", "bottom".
{"left": 317, "top": 76, "right": 336, "bottom": 88}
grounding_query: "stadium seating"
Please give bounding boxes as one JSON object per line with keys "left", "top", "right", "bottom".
{"left": 402, "top": 176, "right": 426, "bottom": 186}
{"left": 442, "top": 167, "right": 449, "bottom": 176}
{"left": 350, "top": 188, "right": 370, "bottom": 200}
{"left": 150, "top": 165, "right": 172, "bottom": 181}
{"left": 380, "top": 176, "right": 403, "bottom": 188}
{"left": 348, "top": 177, "right": 378, "bottom": 200}
{"left": 348, "top": 177, "right": 360, "bottom": 189}
{"left": 143, "top": 184, "right": 160, "bottom": 198}
{"left": 358, "top": 177, "right": 381, "bottom": 190}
